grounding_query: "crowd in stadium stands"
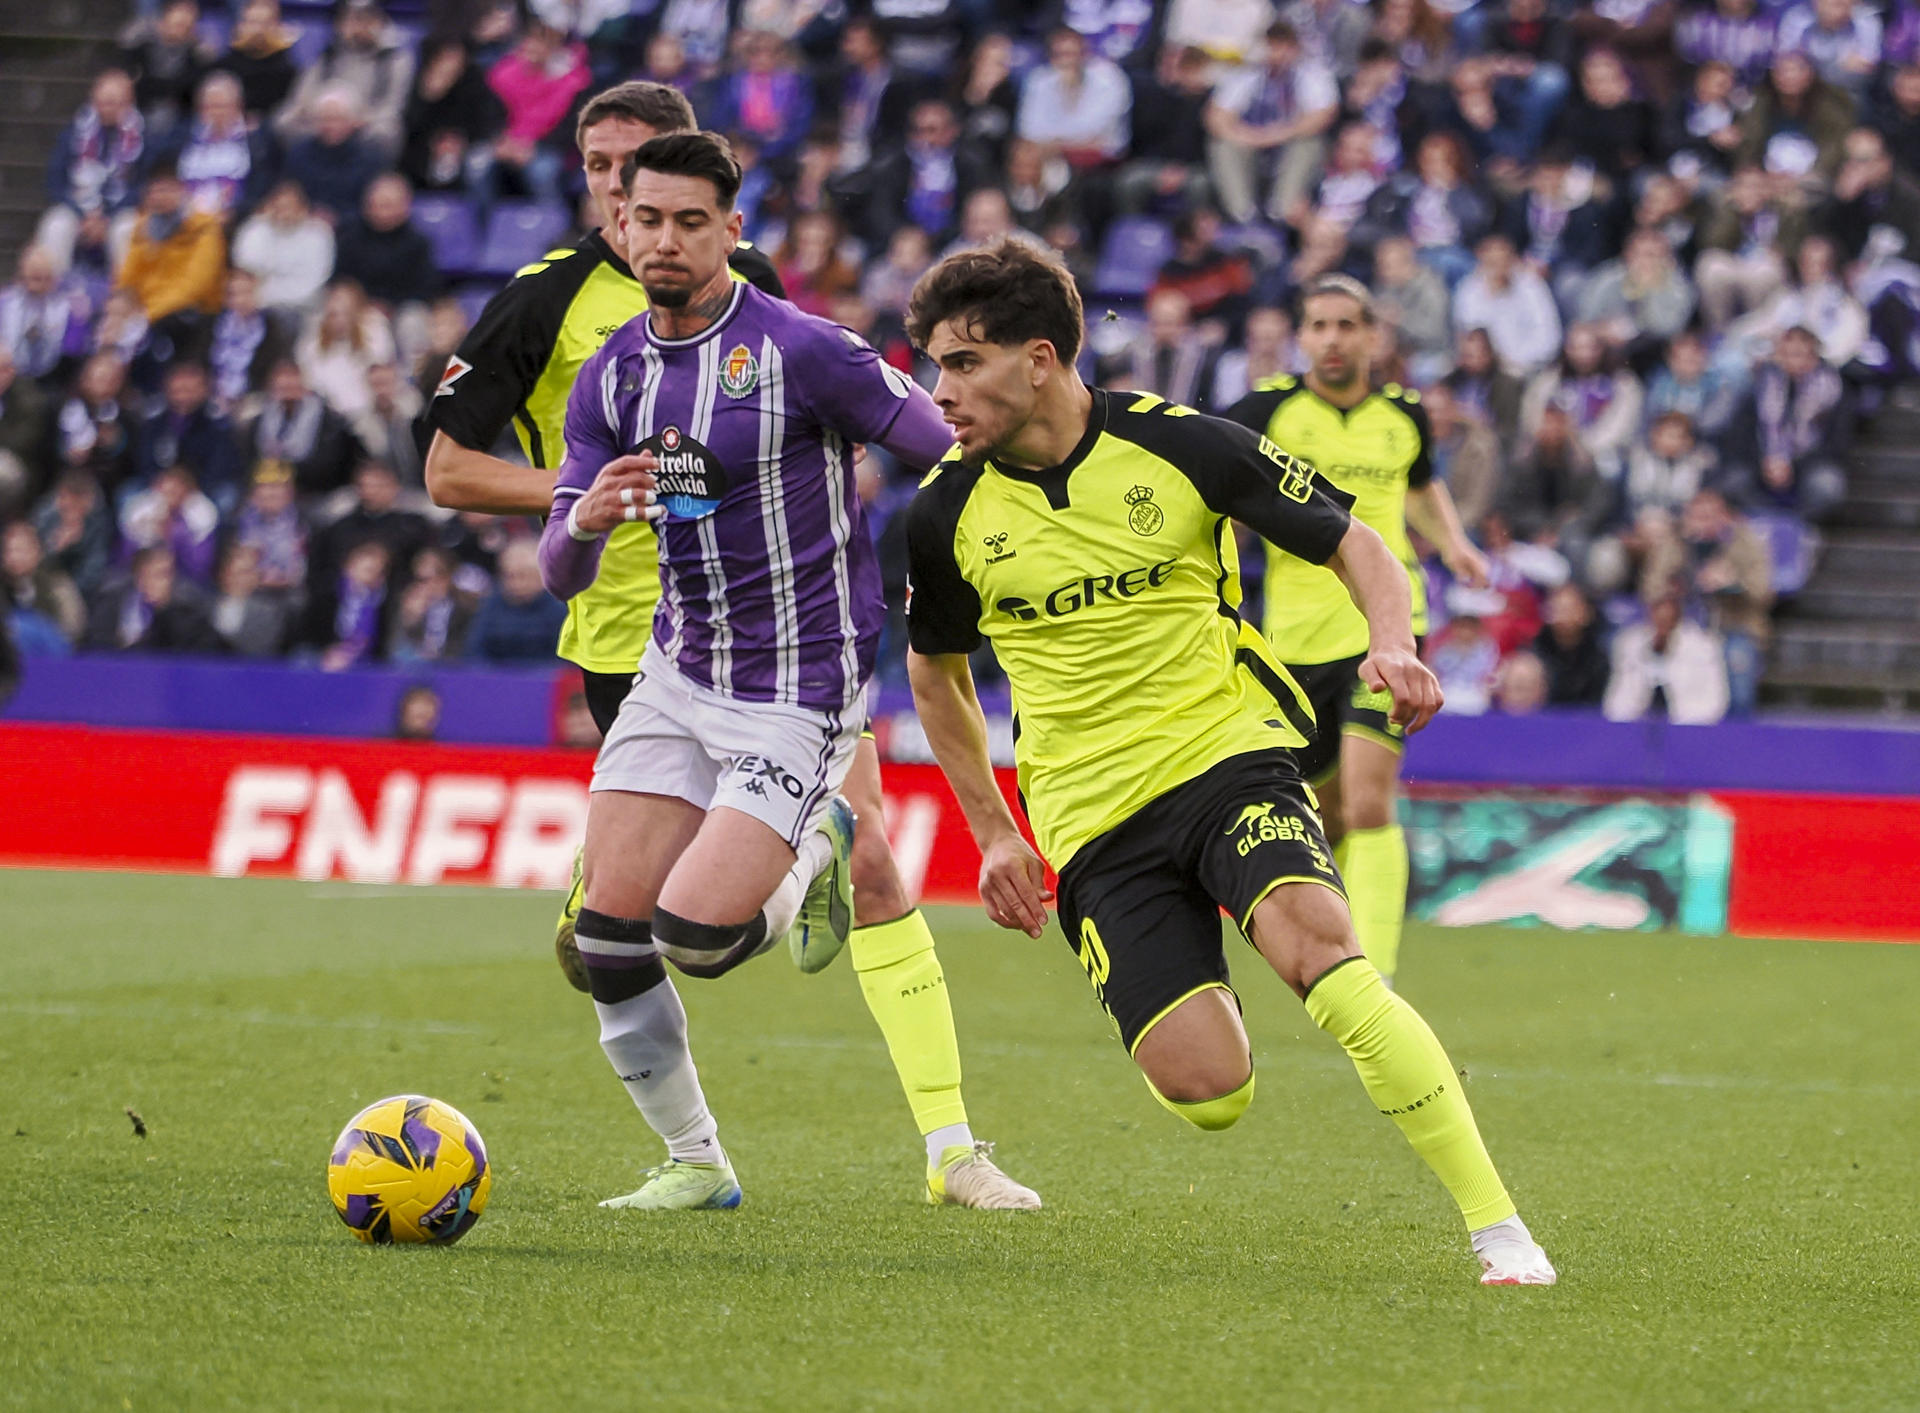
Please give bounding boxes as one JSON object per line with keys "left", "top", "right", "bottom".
{"left": 2, "top": 0, "right": 1918, "bottom": 728}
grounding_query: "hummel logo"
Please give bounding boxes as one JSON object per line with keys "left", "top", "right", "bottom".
{"left": 983, "top": 532, "right": 1016, "bottom": 564}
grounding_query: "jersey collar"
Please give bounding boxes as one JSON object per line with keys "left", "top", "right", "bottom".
{"left": 642, "top": 280, "right": 746, "bottom": 350}
{"left": 590, "top": 228, "right": 635, "bottom": 280}
{"left": 986, "top": 387, "right": 1109, "bottom": 510}
{"left": 1302, "top": 379, "right": 1375, "bottom": 421}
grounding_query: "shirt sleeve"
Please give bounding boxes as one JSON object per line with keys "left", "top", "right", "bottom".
{"left": 423, "top": 264, "right": 570, "bottom": 456}
{"left": 537, "top": 345, "right": 622, "bottom": 600}
{"left": 1399, "top": 396, "right": 1436, "bottom": 489}
{"left": 903, "top": 475, "right": 985, "bottom": 656}
{"left": 796, "top": 318, "right": 928, "bottom": 449}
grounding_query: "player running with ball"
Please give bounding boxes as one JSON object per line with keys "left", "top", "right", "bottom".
{"left": 901, "top": 241, "right": 1554, "bottom": 1285}
{"left": 539, "top": 133, "right": 1036, "bottom": 1212}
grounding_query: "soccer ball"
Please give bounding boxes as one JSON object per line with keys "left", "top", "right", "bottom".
{"left": 326, "top": 1095, "right": 492, "bottom": 1245}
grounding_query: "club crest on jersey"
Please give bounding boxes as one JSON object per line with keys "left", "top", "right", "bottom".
{"left": 718, "top": 343, "right": 760, "bottom": 398}
{"left": 1124, "top": 484, "right": 1163, "bottom": 535}
{"left": 639, "top": 425, "right": 730, "bottom": 519}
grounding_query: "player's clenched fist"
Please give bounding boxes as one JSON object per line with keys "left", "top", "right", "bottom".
{"left": 1361, "top": 645, "right": 1444, "bottom": 733}
{"left": 571, "top": 453, "right": 663, "bottom": 535}
{"left": 979, "top": 830, "right": 1053, "bottom": 939}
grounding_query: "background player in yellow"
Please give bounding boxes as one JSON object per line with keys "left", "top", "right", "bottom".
{"left": 1225, "top": 276, "right": 1489, "bottom": 987}
{"left": 422, "top": 83, "right": 1035, "bottom": 1209}
{"left": 901, "top": 241, "right": 1553, "bottom": 1285}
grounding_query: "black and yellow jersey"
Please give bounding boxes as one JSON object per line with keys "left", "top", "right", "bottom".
{"left": 423, "top": 230, "right": 784, "bottom": 674}
{"left": 1224, "top": 376, "right": 1432, "bottom": 666}
{"left": 904, "top": 389, "right": 1354, "bottom": 870}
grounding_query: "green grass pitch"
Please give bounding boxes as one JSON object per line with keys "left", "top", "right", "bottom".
{"left": 1, "top": 869, "right": 1915, "bottom": 1410}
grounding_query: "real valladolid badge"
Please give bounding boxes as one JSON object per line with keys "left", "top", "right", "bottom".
{"left": 718, "top": 342, "right": 759, "bottom": 398}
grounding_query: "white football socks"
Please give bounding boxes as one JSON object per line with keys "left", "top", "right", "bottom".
{"left": 595, "top": 979, "right": 726, "bottom": 1168}
{"left": 924, "top": 1123, "right": 975, "bottom": 1167}
{"left": 761, "top": 826, "right": 835, "bottom": 941}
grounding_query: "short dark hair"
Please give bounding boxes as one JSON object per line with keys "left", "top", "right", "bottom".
{"left": 906, "top": 239, "right": 1084, "bottom": 365}
{"left": 1266, "top": 20, "right": 1300, "bottom": 44}
{"left": 620, "top": 131, "right": 743, "bottom": 210}
{"left": 575, "top": 81, "right": 697, "bottom": 150}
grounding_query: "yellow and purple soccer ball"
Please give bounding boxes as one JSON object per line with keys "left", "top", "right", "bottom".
{"left": 326, "top": 1095, "right": 491, "bottom": 1245}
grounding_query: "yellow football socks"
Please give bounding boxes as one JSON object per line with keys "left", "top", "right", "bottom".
{"left": 1336, "top": 823, "right": 1409, "bottom": 983}
{"left": 850, "top": 910, "right": 969, "bottom": 1138}
{"left": 1304, "top": 958, "right": 1516, "bottom": 1230}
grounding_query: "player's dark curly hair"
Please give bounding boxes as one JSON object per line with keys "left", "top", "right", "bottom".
{"left": 575, "top": 81, "right": 696, "bottom": 149}
{"left": 906, "top": 240, "right": 1084, "bottom": 365}
{"left": 620, "top": 132, "right": 743, "bottom": 210}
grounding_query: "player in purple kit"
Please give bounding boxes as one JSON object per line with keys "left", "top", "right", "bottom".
{"left": 539, "top": 132, "right": 1040, "bottom": 1212}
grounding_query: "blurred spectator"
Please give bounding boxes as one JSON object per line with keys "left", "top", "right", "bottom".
{"left": 1726, "top": 234, "right": 1869, "bottom": 370}
{"left": 861, "top": 100, "right": 990, "bottom": 250}
{"left": 282, "top": 91, "right": 389, "bottom": 223}
{"left": 1695, "top": 165, "right": 1804, "bottom": 330}
{"left": 297, "top": 282, "right": 397, "bottom": 422}
{"left": 716, "top": 30, "right": 814, "bottom": 166}
{"left": 826, "top": 18, "right": 913, "bottom": 176}
{"left": 1369, "top": 0, "right": 1454, "bottom": 82}
{"left": 1874, "top": 62, "right": 1920, "bottom": 172}
{"left": 394, "top": 682, "right": 442, "bottom": 740}
{"left": 1340, "top": 41, "right": 1416, "bottom": 175}
{"left": 1454, "top": 234, "right": 1562, "bottom": 373}
{"left": 334, "top": 175, "right": 444, "bottom": 363}
{"left": 352, "top": 363, "right": 425, "bottom": 488}
{"left": 465, "top": 538, "right": 564, "bottom": 662}
{"left": 654, "top": 0, "right": 735, "bottom": 78}
{"left": 156, "top": 73, "right": 277, "bottom": 225}
{"left": 1005, "top": 139, "right": 1077, "bottom": 235}
{"left": 1116, "top": 45, "right": 1216, "bottom": 214}
{"left": 1624, "top": 411, "right": 1717, "bottom": 521}
{"left": 1549, "top": 48, "right": 1658, "bottom": 184}
{"left": 1206, "top": 22, "right": 1338, "bottom": 224}
{"left": 1531, "top": 582, "right": 1610, "bottom": 705}
{"left": 302, "top": 537, "right": 393, "bottom": 670}
{"left": 411, "top": 296, "right": 471, "bottom": 399}
{"left": 116, "top": 165, "right": 227, "bottom": 327}
{"left": 1818, "top": 128, "right": 1920, "bottom": 263}
{"left": 276, "top": 0, "right": 417, "bottom": 159}
{"left": 217, "top": 0, "right": 300, "bottom": 121}
{"left": 943, "top": 188, "right": 1048, "bottom": 259}
{"left": 209, "top": 542, "right": 290, "bottom": 656}
{"left": 3, "top": 517, "right": 85, "bottom": 644}
{"left": 401, "top": 39, "right": 506, "bottom": 196}
{"left": 1674, "top": 0, "right": 1777, "bottom": 87}
{"left": 1778, "top": 0, "right": 1884, "bottom": 102}
{"left": 1211, "top": 305, "right": 1299, "bottom": 407}
{"left": 1644, "top": 330, "right": 1740, "bottom": 439}
{"left": 207, "top": 269, "right": 295, "bottom": 415}
{"left": 486, "top": 21, "right": 592, "bottom": 200}
{"left": 1643, "top": 488, "right": 1774, "bottom": 715}
{"left": 1722, "top": 327, "right": 1851, "bottom": 520}
{"left": 54, "top": 353, "right": 134, "bottom": 498}
{"left": 774, "top": 211, "right": 861, "bottom": 318}
{"left": 1057, "top": 0, "right": 1165, "bottom": 68}
{"left": 231, "top": 181, "right": 337, "bottom": 314}
{"left": 36, "top": 70, "right": 146, "bottom": 278}
{"left": 1298, "top": 121, "right": 1384, "bottom": 233}
{"left": 1426, "top": 603, "right": 1500, "bottom": 714}
{"left": 228, "top": 460, "right": 308, "bottom": 592}
{"left": 0, "top": 247, "right": 91, "bottom": 390}
{"left": 31, "top": 471, "right": 112, "bottom": 599}
{"left": 1576, "top": 228, "right": 1698, "bottom": 368}
{"left": 94, "top": 290, "right": 156, "bottom": 393}
{"left": 1371, "top": 236, "right": 1450, "bottom": 378}
{"left": 1602, "top": 585, "right": 1730, "bottom": 724}
{"left": 1443, "top": 325, "right": 1526, "bottom": 451}
{"left": 1501, "top": 404, "right": 1610, "bottom": 573}
{"left": 861, "top": 226, "right": 935, "bottom": 318}
{"left": 1662, "top": 59, "right": 1747, "bottom": 182}
{"left": 389, "top": 546, "right": 474, "bottom": 664}
{"left": 1569, "top": 0, "right": 1678, "bottom": 101}
{"left": 85, "top": 543, "right": 223, "bottom": 653}
{"left": 118, "top": 0, "right": 214, "bottom": 135}
{"left": 1498, "top": 146, "right": 1621, "bottom": 306}
{"left": 1491, "top": 648, "right": 1550, "bottom": 714}
{"left": 1479, "top": 0, "right": 1576, "bottom": 158}
{"left": 1357, "top": 132, "right": 1493, "bottom": 286}
{"left": 954, "top": 31, "right": 1019, "bottom": 166}
{"left": 1631, "top": 172, "right": 1706, "bottom": 266}
{"left": 1018, "top": 27, "right": 1133, "bottom": 170}
{"left": 1124, "top": 289, "right": 1222, "bottom": 411}
{"left": 1166, "top": 0, "right": 1277, "bottom": 66}
{"left": 1736, "top": 51, "right": 1853, "bottom": 188}
{"left": 1423, "top": 381, "right": 1502, "bottom": 529}
{"left": 121, "top": 464, "right": 221, "bottom": 584}
{"left": 244, "top": 359, "right": 365, "bottom": 497}
{"left": 1520, "top": 323, "right": 1644, "bottom": 477}
{"left": 310, "top": 460, "right": 428, "bottom": 596}
{"left": 1152, "top": 208, "right": 1255, "bottom": 324}
{"left": 136, "top": 361, "right": 244, "bottom": 508}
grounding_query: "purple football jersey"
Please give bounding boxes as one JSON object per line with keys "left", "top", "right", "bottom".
{"left": 545, "top": 282, "right": 944, "bottom": 713}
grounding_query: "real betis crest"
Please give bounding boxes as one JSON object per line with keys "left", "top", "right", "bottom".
{"left": 718, "top": 342, "right": 760, "bottom": 398}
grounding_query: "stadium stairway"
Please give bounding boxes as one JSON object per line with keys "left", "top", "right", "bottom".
{"left": 0, "top": 0, "right": 120, "bottom": 272}
{"left": 1767, "top": 397, "right": 1920, "bottom": 712}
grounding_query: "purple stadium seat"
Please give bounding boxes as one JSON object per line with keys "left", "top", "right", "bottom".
{"left": 477, "top": 201, "right": 575, "bottom": 277}
{"left": 411, "top": 194, "right": 483, "bottom": 277}
{"left": 1748, "top": 512, "right": 1819, "bottom": 596}
{"left": 454, "top": 281, "right": 503, "bottom": 329}
{"left": 1093, "top": 217, "right": 1175, "bottom": 299}
{"left": 288, "top": 19, "right": 329, "bottom": 71}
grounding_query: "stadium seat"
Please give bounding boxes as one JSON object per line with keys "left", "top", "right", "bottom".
{"left": 1217, "top": 222, "right": 1287, "bottom": 267}
{"left": 477, "top": 201, "right": 574, "bottom": 277}
{"left": 454, "top": 280, "right": 504, "bottom": 329}
{"left": 1093, "top": 217, "right": 1175, "bottom": 299}
{"left": 412, "top": 194, "right": 484, "bottom": 278}
{"left": 288, "top": 19, "right": 329, "bottom": 70}
{"left": 1749, "top": 512, "right": 1820, "bottom": 597}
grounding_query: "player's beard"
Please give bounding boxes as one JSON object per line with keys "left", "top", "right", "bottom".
{"left": 643, "top": 280, "right": 692, "bottom": 309}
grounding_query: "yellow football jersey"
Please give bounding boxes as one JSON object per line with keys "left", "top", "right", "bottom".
{"left": 904, "top": 390, "right": 1354, "bottom": 870}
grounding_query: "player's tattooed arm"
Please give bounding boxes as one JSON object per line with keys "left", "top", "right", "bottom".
{"left": 1324, "top": 519, "right": 1445, "bottom": 733}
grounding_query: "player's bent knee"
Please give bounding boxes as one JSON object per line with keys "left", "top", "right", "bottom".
{"left": 653, "top": 905, "right": 770, "bottom": 979}
{"left": 1147, "top": 1071, "right": 1256, "bottom": 1130}
{"left": 574, "top": 909, "right": 669, "bottom": 1005}
{"left": 848, "top": 834, "right": 910, "bottom": 923}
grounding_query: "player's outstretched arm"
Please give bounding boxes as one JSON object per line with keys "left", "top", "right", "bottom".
{"left": 1407, "top": 480, "right": 1490, "bottom": 589}
{"left": 424, "top": 431, "right": 560, "bottom": 517}
{"left": 537, "top": 453, "right": 661, "bottom": 600}
{"left": 907, "top": 650, "right": 1053, "bottom": 938}
{"left": 1325, "top": 518, "right": 1445, "bottom": 733}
